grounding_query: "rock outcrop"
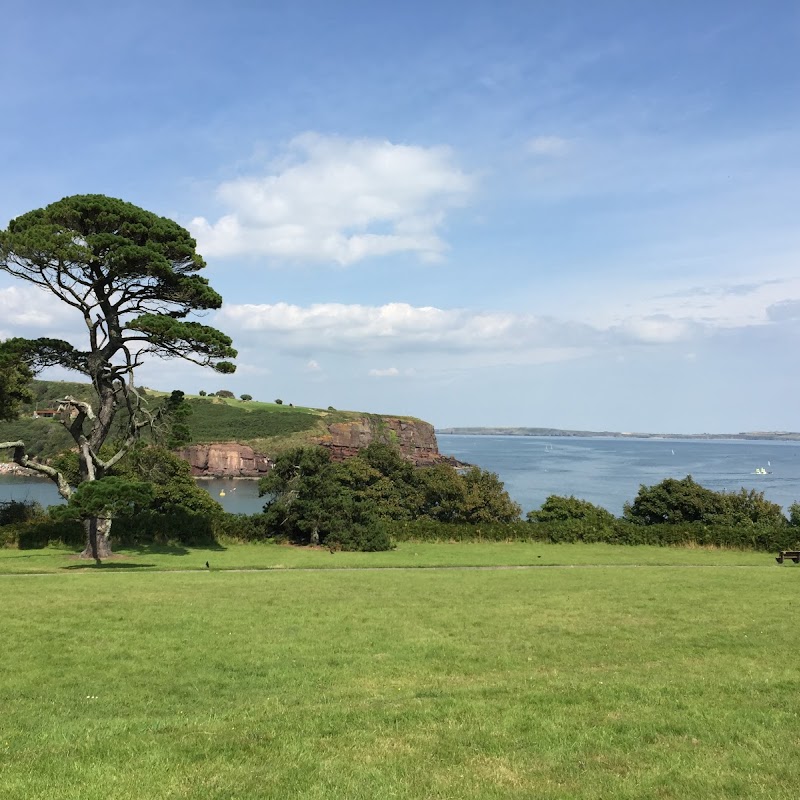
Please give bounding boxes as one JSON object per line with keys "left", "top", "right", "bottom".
{"left": 174, "top": 418, "right": 447, "bottom": 477}
{"left": 174, "top": 443, "right": 272, "bottom": 478}
{"left": 318, "top": 417, "right": 442, "bottom": 465}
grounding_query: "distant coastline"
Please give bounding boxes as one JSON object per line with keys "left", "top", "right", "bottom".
{"left": 436, "top": 427, "right": 800, "bottom": 442}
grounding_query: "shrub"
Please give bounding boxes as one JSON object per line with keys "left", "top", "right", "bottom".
{"left": 274, "top": 398, "right": 283, "bottom": 405}
{"left": 625, "top": 475, "right": 789, "bottom": 529}
{"left": 214, "top": 513, "right": 277, "bottom": 543}
{"left": 0, "top": 499, "right": 43, "bottom": 526}
{"left": 240, "top": 394, "right": 252, "bottom": 401}
{"left": 528, "top": 495, "right": 615, "bottom": 525}
{"left": 216, "top": 390, "right": 235, "bottom": 399}
{"left": 624, "top": 476, "right": 725, "bottom": 525}
{"left": 199, "top": 390, "right": 207, "bottom": 396}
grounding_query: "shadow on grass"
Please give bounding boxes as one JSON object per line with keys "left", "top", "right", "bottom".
{"left": 62, "top": 562, "right": 157, "bottom": 570}
{"left": 119, "top": 541, "right": 227, "bottom": 556}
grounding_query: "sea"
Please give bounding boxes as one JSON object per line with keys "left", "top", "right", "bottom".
{"left": 2, "top": 435, "right": 799, "bottom": 517}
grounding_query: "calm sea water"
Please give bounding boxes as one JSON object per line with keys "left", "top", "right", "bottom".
{"left": 439, "top": 434, "right": 800, "bottom": 515}
{"left": 2, "top": 435, "right": 799, "bottom": 516}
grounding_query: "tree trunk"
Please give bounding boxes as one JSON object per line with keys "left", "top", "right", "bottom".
{"left": 80, "top": 517, "right": 113, "bottom": 561}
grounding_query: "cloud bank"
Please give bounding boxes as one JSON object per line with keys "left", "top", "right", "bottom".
{"left": 190, "top": 133, "right": 473, "bottom": 265}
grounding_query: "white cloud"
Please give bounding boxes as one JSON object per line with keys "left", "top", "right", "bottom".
{"left": 369, "top": 367, "right": 400, "bottom": 377}
{"left": 190, "top": 133, "right": 473, "bottom": 264}
{"left": 0, "top": 285, "right": 77, "bottom": 331}
{"left": 306, "top": 359, "right": 321, "bottom": 371}
{"left": 217, "top": 300, "right": 716, "bottom": 366}
{"left": 611, "top": 315, "right": 696, "bottom": 344}
{"left": 527, "top": 135, "right": 570, "bottom": 156}
{"left": 217, "top": 301, "right": 597, "bottom": 358}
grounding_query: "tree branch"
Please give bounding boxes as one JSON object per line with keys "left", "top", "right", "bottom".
{"left": 0, "top": 441, "right": 73, "bottom": 499}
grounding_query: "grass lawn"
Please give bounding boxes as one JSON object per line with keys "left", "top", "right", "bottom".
{"left": 1, "top": 544, "right": 798, "bottom": 798}
{"left": 0, "top": 540, "right": 781, "bottom": 574}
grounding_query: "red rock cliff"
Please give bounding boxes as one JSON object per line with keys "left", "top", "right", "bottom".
{"left": 175, "top": 418, "right": 444, "bottom": 477}
{"left": 318, "top": 417, "right": 441, "bottom": 465}
{"left": 174, "top": 443, "right": 272, "bottom": 477}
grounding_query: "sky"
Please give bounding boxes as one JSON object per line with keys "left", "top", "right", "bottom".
{"left": 1, "top": 0, "right": 799, "bottom": 433}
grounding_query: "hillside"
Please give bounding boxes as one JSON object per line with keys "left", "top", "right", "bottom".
{"left": 0, "top": 381, "right": 442, "bottom": 469}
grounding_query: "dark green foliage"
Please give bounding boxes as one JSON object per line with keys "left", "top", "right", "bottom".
{"left": 0, "top": 339, "right": 34, "bottom": 421}
{"left": 624, "top": 475, "right": 788, "bottom": 528}
{"left": 53, "top": 477, "right": 154, "bottom": 523}
{"left": 216, "top": 390, "right": 235, "bottom": 398}
{"left": 258, "top": 443, "right": 521, "bottom": 550}
{"left": 0, "top": 499, "right": 43, "bottom": 527}
{"left": 459, "top": 466, "right": 523, "bottom": 523}
{"left": 258, "top": 446, "right": 389, "bottom": 550}
{"left": 214, "top": 513, "right": 275, "bottom": 542}
{"left": 160, "top": 390, "right": 192, "bottom": 449}
{"left": 624, "top": 476, "right": 724, "bottom": 525}
{"left": 529, "top": 495, "right": 616, "bottom": 525}
{"left": 275, "top": 399, "right": 283, "bottom": 405}
{"left": 112, "top": 445, "right": 223, "bottom": 517}
{"left": 1, "top": 195, "right": 237, "bottom": 378}
{"left": 113, "top": 445, "right": 222, "bottom": 546}
{"left": 199, "top": 390, "right": 207, "bottom": 397}
{"left": 722, "top": 488, "right": 787, "bottom": 527}
{"left": 1, "top": 195, "right": 238, "bottom": 557}
{"left": 50, "top": 449, "right": 82, "bottom": 486}
{"left": 240, "top": 394, "right": 252, "bottom": 401}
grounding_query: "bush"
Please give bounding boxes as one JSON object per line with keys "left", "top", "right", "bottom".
{"left": 16, "top": 518, "right": 84, "bottom": 549}
{"left": 624, "top": 476, "right": 724, "bottom": 525}
{"left": 216, "top": 390, "right": 235, "bottom": 399}
{"left": 625, "top": 475, "right": 788, "bottom": 529}
{"left": 0, "top": 499, "right": 43, "bottom": 526}
{"left": 214, "top": 513, "right": 277, "bottom": 543}
{"left": 528, "top": 495, "right": 615, "bottom": 525}
{"left": 199, "top": 390, "right": 207, "bottom": 396}
{"left": 274, "top": 398, "right": 283, "bottom": 405}
{"left": 240, "top": 394, "right": 252, "bottom": 401}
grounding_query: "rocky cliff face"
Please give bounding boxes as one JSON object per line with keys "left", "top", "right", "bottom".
{"left": 319, "top": 417, "right": 442, "bottom": 465}
{"left": 175, "top": 443, "right": 272, "bottom": 478}
{"left": 175, "top": 418, "right": 444, "bottom": 477}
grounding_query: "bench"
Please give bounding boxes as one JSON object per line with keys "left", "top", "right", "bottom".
{"left": 776, "top": 551, "right": 800, "bottom": 564}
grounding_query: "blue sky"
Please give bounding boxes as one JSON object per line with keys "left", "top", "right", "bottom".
{"left": 2, "top": 1, "right": 799, "bottom": 432}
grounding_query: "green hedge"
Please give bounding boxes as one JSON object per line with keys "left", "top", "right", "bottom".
{"left": 391, "top": 517, "right": 800, "bottom": 551}
{"left": 5, "top": 511, "right": 799, "bottom": 554}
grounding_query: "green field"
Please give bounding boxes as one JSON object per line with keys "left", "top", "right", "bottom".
{"left": 2, "top": 543, "right": 798, "bottom": 799}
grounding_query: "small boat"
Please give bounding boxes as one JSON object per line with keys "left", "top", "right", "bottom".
{"left": 219, "top": 490, "right": 226, "bottom": 497}
{"left": 753, "top": 468, "right": 769, "bottom": 475}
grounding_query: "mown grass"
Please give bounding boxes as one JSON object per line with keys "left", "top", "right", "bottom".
{"left": 1, "top": 545, "right": 798, "bottom": 799}
{"left": 0, "top": 540, "right": 781, "bottom": 574}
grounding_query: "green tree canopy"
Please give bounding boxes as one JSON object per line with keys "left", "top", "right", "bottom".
{"left": 259, "top": 443, "right": 521, "bottom": 550}
{"left": 0, "top": 195, "right": 236, "bottom": 559}
{"left": 0, "top": 339, "right": 34, "bottom": 421}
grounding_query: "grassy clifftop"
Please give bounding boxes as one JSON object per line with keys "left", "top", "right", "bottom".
{"left": 0, "top": 380, "right": 424, "bottom": 460}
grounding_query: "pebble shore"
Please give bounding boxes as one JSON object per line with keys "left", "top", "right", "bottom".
{"left": 0, "top": 463, "right": 37, "bottom": 476}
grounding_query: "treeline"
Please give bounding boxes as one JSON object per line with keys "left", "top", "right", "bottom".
{"left": 0, "top": 442, "right": 522, "bottom": 552}
{"left": 394, "top": 476, "right": 800, "bottom": 551}
{"left": 2, "top": 451, "right": 799, "bottom": 552}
